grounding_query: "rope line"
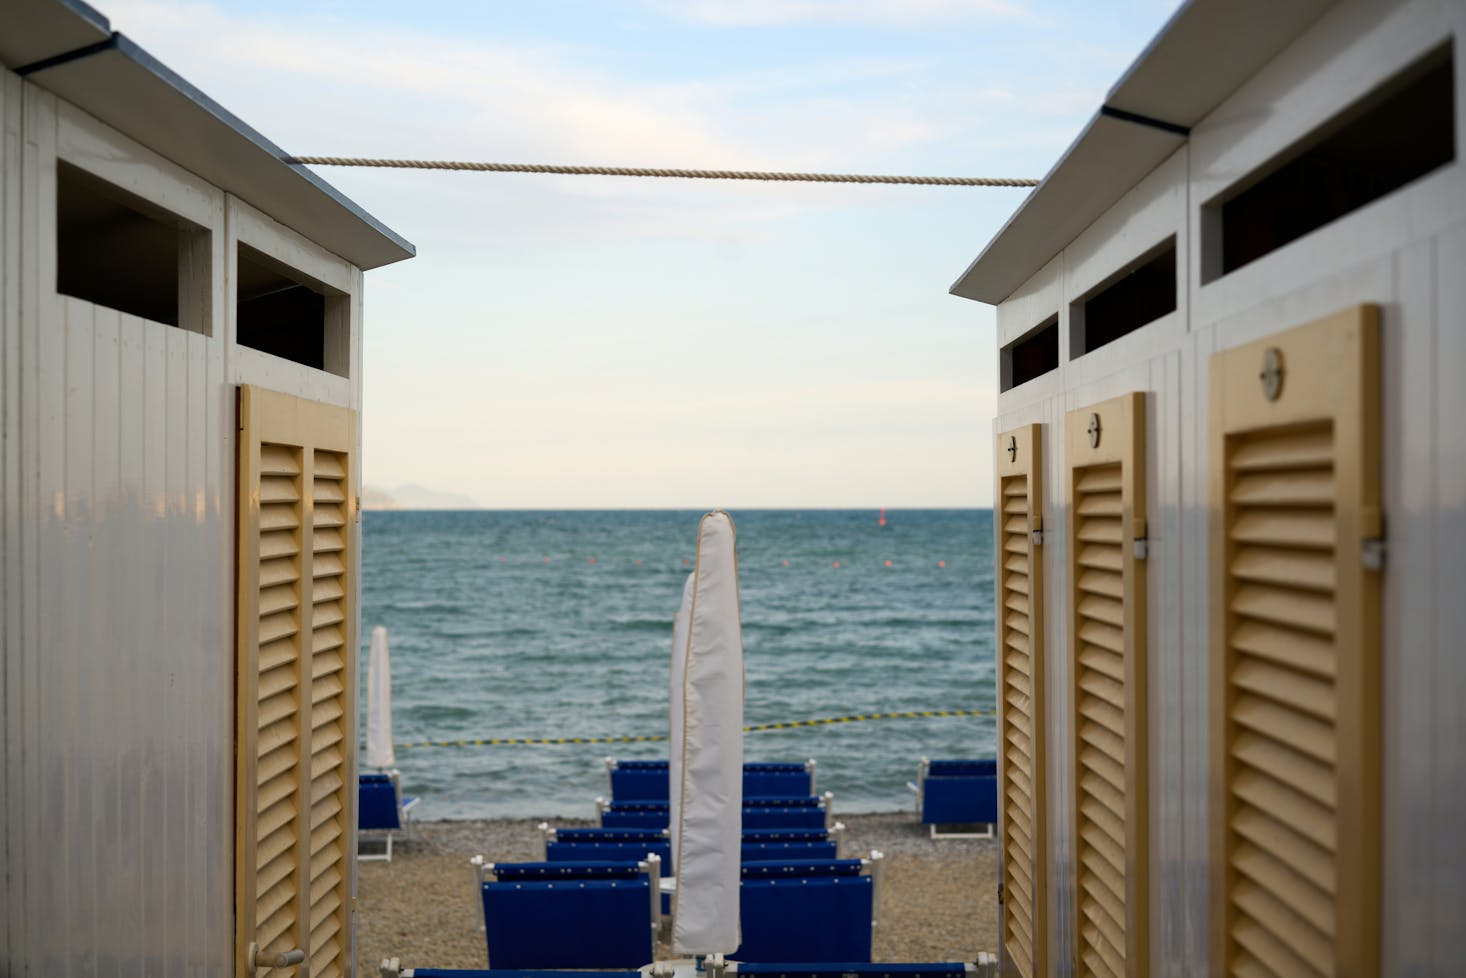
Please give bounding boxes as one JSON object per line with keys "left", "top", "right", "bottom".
{"left": 290, "top": 156, "right": 1039, "bottom": 188}
{"left": 396, "top": 707, "right": 994, "bottom": 750}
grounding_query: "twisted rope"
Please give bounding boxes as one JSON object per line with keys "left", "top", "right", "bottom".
{"left": 289, "top": 156, "right": 1038, "bottom": 188}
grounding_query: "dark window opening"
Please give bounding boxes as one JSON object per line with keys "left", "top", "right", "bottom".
{"left": 56, "top": 162, "right": 206, "bottom": 330}
{"left": 1002, "top": 316, "right": 1059, "bottom": 391}
{"left": 1211, "top": 45, "right": 1455, "bottom": 278}
{"left": 1072, "top": 239, "right": 1176, "bottom": 357}
{"left": 237, "top": 244, "right": 344, "bottom": 374}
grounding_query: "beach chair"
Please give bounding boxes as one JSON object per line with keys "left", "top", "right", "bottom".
{"left": 596, "top": 793, "right": 836, "bottom": 830}
{"left": 468, "top": 856, "right": 660, "bottom": 970}
{"left": 359, "top": 770, "right": 420, "bottom": 862}
{"left": 381, "top": 966, "right": 639, "bottom": 978}
{"left": 604, "top": 758, "right": 818, "bottom": 802}
{"left": 740, "top": 840, "right": 838, "bottom": 863}
{"left": 907, "top": 758, "right": 997, "bottom": 839}
{"left": 540, "top": 825, "right": 675, "bottom": 874}
{"left": 731, "top": 853, "right": 883, "bottom": 963}
{"left": 708, "top": 956, "right": 1001, "bottom": 978}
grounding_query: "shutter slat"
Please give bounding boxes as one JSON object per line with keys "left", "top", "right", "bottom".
{"left": 1230, "top": 468, "right": 1333, "bottom": 507}
{"left": 1232, "top": 878, "right": 1333, "bottom": 973}
{"left": 1229, "top": 509, "right": 1334, "bottom": 550}
{"left": 1231, "top": 918, "right": 1324, "bottom": 978}
{"left": 259, "top": 443, "right": 300, "bottom": 476}
{"left": 1079, "top": 696, "right": 1125, "bottom": 742}
{"left": 1232, "top": 584, "right": 1335, "bottom": 635}
{"left": 1076, "top": 592, "right": 1123, "bottom": 627}
{"left": 1231, "top": 547, "right": 1335, "bottom": 593}
{"left": 1077, "top": 567, "right": 1123, "bottom": 599}
{"left": 1232, "top": 658, "right": 1335, "bottom": 721}
{"left": 314, "top": 452, "right": 346, "bottom": 479}
{"left": 1232, "top": 805, "right": 1336, "bottom": 894}
{"left": 1232, "top": 841, "right": 1335, "bottom": 938}
{"left": 1229, "top": 428, "right": 1332, "bottom": 471}
{"left": 1231, "top": 621, "right": 1335, "bottom": 680}
{"left": 1077, "top": 543, "right": 1123, "bottom": 572}
{"left": 1232, "top": 694, "right": 1335, "bottom": 765}
{"left": 1232, "top": 772, "right": 1336, "bottom": 852}
{"left": 1078, "top": 642, "right": 1124, "bottom": 680}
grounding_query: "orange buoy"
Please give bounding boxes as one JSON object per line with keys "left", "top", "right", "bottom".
{"left": 782, "top": 559, "right": 789, "bottom": 567}
{"left": 937, "top": 560, "right": 946, "bottom": 568}
{"left": 884, "top": 559, "right": 893, "bottom": 567}
{"left": 833, "top": 561, "right": 841, "bottom": 569}
{"left": 878, "top": 507, "right": 886, "bottom": 527}
{"left": 588, "top": 556, "right": 597, "bottom": 564}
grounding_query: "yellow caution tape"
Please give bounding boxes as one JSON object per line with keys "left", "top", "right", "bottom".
{"left": 396, "top": 708, "right": 995, "bottom": 750}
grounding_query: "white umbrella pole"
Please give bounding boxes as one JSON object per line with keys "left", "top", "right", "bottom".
{"left": 365, "top": 625, "right": 396, "bottom": 769}
{"left": 670, "top": 511, "right": 744, "bottom": 956}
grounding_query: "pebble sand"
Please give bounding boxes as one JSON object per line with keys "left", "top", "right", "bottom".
{"left": 359, "top": 812, "right": 999, "bottom": 973}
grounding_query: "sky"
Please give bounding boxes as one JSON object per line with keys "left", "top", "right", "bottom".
{"left": 102, "top": 0, "right": 1183, "bottom": 508}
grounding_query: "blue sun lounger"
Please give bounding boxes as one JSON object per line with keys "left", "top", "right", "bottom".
{"left": 381, "top": 969, "right": 639, "bottom": 978}
{"left": 731, "top": 854, "right": 883, "bottom": 963}
{"left": 596, "top": 793, "right": 835, "bottom": 830}
{"left": 605, "top": 758, "right": 817, "bottom": 802}
{"left": 468, "top": 856, "right": 660, "bottom": 970}
{"left": 907, "top": 758, "right": 997, "bottom": 839}
{"left": 359, "top": 770, "right": 420, "bottom": 862}
{"left": 709, "top": 958, "right": 1000, "bottom": 978}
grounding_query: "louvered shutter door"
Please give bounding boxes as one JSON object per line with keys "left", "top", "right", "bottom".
{"left": 1065, "top": 393, "right": 1147, "bottom": 978}
{"left": 1208, "top": 305, "right": 1381, "bottom": 978}
{"left": 995, "top": 423, "right": 1046, "bottom": 978}
{"left": 237, "top": 385, "right": 359, "bottom": 977}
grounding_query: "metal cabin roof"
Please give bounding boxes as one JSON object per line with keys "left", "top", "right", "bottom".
{"left": 3, "top": 0, "right": 415, "bottom": 271}
{"left": 949, "top": 0, "right": 1338, "bottom": 305}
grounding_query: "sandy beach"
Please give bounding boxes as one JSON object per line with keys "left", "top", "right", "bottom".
{"left": 359, "top": 811, "right": 999, "bottom": 972}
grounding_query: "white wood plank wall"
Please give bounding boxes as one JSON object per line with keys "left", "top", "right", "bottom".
{"left": 2, "top": 72, "right": 366, "bottom": 976}
{"left": 989, "top": 0, "right": 1466, "bottom": 973}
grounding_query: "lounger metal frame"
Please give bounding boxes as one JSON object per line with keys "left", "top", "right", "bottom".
{"left": 907, "top": 757, "right": 996, "bottom": 840}
{"left": 359, "top": 768, "right": 420, "bottom": 862}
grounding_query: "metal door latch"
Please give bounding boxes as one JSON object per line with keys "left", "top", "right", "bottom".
{"left": 1362, "top": 538, "right": 1387, "bottom": 571}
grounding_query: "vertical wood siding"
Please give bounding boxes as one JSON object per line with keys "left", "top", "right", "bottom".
{"left": 4, "top": 82, "right": 232, "bottom": 976}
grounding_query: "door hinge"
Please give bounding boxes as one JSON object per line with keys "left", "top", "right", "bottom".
{"left": 1361, "top": 507, "right": 1385, "bottom": 571}
{"left": 1030, "top": 517, "right": 1044, "bottom": 547}
{"left": 1132, "top": 517, "right": 1149, "bottom": 560}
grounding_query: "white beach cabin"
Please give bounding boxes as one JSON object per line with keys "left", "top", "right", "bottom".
{"left": 1, "top": 1, "right": 414, "bottom": 974}
{"left": 952, "top": 0, "right": 1464, "bottom": 974}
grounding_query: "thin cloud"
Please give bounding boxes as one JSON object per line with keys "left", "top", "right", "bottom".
{"left": 653, "top": 0, "right": 1030, "bottom": 28}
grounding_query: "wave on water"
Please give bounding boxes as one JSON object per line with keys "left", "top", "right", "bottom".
{"left": 360, "top": 508, "right": 996, "bottom": 819}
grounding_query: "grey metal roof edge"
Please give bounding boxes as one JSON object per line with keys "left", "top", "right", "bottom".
{"left": 107, "top": 33, "right": 415, "bottom": 266}
{"left": 61, "top": 0, "right": 110, "bottom": 33}
{"left": 947, "top": 109, "right": 1103, "bottom": 301}
{"left": 950, "top": 0, "right": 1341, "bottom": 306}
{"left": 1101, "top": 0, "right": 1194, "bottom": 108}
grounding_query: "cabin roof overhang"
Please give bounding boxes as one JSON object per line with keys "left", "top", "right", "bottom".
{"left": 3, "top": 0, "right": 415, "bottom": 271}
{"left": 950, "top": 0, "right": 1339, "bottom": 305}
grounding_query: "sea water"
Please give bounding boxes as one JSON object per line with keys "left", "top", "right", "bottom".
{"left": 360, "top": 509, "right": 995, "bottom": 819}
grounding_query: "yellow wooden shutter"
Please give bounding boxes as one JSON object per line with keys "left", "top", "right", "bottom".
{"left": 237, "top": 385, "right": 358, "bottom": 977}
{"left": 1208, "top": 305, "right": 1381, "bottom": 978}
{"left": 996, "top": 423, "right": 1046, "bottom": 978}
{"left": 1065, "top": 393, "right": 1147, "bottom": 978}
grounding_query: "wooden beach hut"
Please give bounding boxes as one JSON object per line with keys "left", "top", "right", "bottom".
{"left": 952, "top": 0, "right": 1463, "bottom": 974}
{"left": 1, "top": 1, "right": 414, "bottom": 974}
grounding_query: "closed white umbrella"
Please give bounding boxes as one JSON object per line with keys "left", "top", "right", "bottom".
{"left": 365, "top": 625, "right": 396, "bottom": 770}
{"left": 669, "top": 511, "right": 744, "bottom": 956}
